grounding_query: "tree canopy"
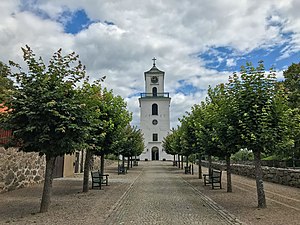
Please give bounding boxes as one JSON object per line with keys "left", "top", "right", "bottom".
{"left": 0, "top": 46, "right": 134, "bottom": 211}
{"left": 1, "top": 46, "right": 90, "bottom": 212}
{"left": 163, "top": 61, "right": 294, "bottom": 208}
{"left": 0, "top": 61, "right": 14, "bottom": 103}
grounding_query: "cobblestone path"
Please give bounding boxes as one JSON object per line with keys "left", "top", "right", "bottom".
{"left": 105, "top": 161, "right": 242, "bottom": 225}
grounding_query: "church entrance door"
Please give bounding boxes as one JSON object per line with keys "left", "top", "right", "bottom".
{"left": 151, "top": 147, "right": 159, "bottom": 160}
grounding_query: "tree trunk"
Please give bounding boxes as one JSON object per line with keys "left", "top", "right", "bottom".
{"left": 127, "top": 157, "right": 130, "bottom": 170}
{"left": 186, "top": 155, "right": 189, "bottom": 167}
{"left": 130, "top": 156, "right": 133, "bottom": 168}
{"left": 181, "top": 155, "right": 184, "bottom": 169}
{"left": 254, "top": 150, "right": 266, "bottom": 208}
{"left": 100, "top": 153, "right": 105, "bottom": 174}
{"left": 80, "top": 149, "right": 84, "bottom": 173}
{"left": 40, "top": 155, "right": 56, "bottom": 213}
{"left": 208, "top": 155, "right": 212, "bottom": 175}
{"left": 83, "top": 149, "right": 92, "bottom": 193}
{"left": 178, "top": 154, "right": 180, "bottom": 168}
{"left": 226, "top": 154, "right": 232, "bottom": 192}
{"left": 198, "top": 154, "right": 202, "bottom": 179}
{"left": 122, "top": 155, "right": 125, "bottom": 167}
{"left": 173, "top": 155, "right": 176, "bottom": 166}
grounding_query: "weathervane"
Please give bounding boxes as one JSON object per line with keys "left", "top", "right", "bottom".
{"left": 152, "top": 57, "right": 156, "bottom": 66}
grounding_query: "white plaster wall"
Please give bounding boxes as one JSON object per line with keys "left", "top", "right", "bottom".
{"left": 139, "top": 97, "right": 172, "bottom": 160}
{"left": 139, "top": 64, "right": 173, "bottom": 161}
{"left": 145, "top": 73, "right": 164, "bottom": 93}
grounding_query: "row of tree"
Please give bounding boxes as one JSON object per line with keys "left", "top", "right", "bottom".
{"left": 0, "top": 46, "right": 144, "bottom": 212}
{"left": 163, "top": 61, "right": 300, "bottom": 208}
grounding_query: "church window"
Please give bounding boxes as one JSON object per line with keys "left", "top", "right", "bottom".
{"left": 152, "top": 87, "right": 157, "bottom": 96}
{"left": 153, "top": 133, "right": 158, "bottom": 141}
{"left": 152, "top": 103, "right": 158, "bottom": 115}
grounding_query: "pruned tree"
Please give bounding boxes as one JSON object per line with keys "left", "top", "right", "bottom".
{"left": 283, "top": 62, "right": 300, "bottom": 161}
{"left": 162, "top": 129, "right": 178, "bottom": 165}
{"left": 115, "top": 125, "right": 144, "bottom": 168}
{"left": 229, "top": 61, "right": 290, "bottom": 208}
{"left": 205, "top": 84, "right": 242, "bottom": 192}
{"left": 79, "top": 80, "right": 106, "bottom": 193}
{"left": 2, "top": 46, "right": 87, "bottom": 212}
{"left": 0, "top": 61, "right": 14, "bottom": 104}
{"left": 96, "top": 88, "right": 132, "bottom": 174}
{"left": 79, "top": 82, "right": 132, "bottom": 191}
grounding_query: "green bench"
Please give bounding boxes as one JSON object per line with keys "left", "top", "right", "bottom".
{"left": 184, "top": 165, "right": 191, "bottom": 174}
{"left": 203, "top": 169, "right": 222, "bottom": 189}
{"left": 91, "top": 171, "right": 109, "bottom": 189}
{"left": 118, "top": 165, "right": 127, "bottom": 175}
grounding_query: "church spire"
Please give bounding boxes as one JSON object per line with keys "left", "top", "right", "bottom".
{"left": 152, "top": 57, "right": 156, "bottom": 66}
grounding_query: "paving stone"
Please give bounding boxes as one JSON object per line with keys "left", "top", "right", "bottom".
{"left": 105, "top": 161, "right": 242, "bottom": 225}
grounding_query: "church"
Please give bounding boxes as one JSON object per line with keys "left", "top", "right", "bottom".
{"left": 138, "top": 59, "right": 173, "bottom": 161}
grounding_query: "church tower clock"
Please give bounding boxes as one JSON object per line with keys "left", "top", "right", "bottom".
{"left": 138, "top": 58, "right": 172, "bottom": 161}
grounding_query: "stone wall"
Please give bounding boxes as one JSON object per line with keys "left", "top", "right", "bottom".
{"left": 0, "top": 147, "right": 45, "bottom": 193}
{"left": 201, "top": 161, "right": 300, "bottom": 188}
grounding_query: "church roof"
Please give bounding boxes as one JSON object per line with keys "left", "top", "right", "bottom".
{"left": 144, "top": 58, "right": 165, "bottom": 74}
{"left": 144, "top": 65, "right": 164, "bottom": 74}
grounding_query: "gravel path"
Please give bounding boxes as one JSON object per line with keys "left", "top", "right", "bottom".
{"left": 0, "top": 161, "right": 299, "bottom": 225}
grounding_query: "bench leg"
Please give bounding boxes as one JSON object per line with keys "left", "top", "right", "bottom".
{"left": 203, "top": 175, "right": 210, "bottom": 186}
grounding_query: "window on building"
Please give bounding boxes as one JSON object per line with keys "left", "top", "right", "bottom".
{"left": 152, "top": 87, "right": 157, "bottom": 96}
{"left": 153, "top": 133, "right": 158, "bottom": 141}
{"left": 152, "top": 103, "right": 158, "bottom": 115}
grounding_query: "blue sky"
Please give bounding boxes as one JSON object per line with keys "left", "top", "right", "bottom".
{"left": 62, "top": 9, "right": 94, "bottom": 34}
{"left": 62, "top": 8, "right": 300, "bottom": 72}
{"left": 1, "top": 0, "right": 300, "bottom": 127}
{"left": 46, "top": 6, "right": 300, "bottom": 72}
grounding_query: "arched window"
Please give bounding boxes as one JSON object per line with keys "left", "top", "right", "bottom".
{"left": 152, "top": 87, "right": 157, "bottom": 96}
{"left": 152, "top": 103, "right": 158, "bottom": 115}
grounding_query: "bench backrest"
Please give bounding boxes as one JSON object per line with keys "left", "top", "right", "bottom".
{"left": 212, "top": 170, "right": 222, "bottom": 182}
{"left": 91, "top": 171, "right": 101, "bottom": 182}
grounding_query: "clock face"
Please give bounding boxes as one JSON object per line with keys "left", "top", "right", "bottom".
{"left": 152, "top": 119, "right": 158, "bottom": 125}
{"left": 151, "top": 76, "right": 158, "bottom": 83}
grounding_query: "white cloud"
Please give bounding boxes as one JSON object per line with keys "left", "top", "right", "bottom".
{"left": 0, "top": 0, "right": 299, "bottom": 127}
{"left": 226, "top": 58, "right": 236, "bottom": 67}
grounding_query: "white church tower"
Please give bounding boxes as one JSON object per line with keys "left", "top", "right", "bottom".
{"left": 139, "top": 58, "right": 173, "bottom": 161}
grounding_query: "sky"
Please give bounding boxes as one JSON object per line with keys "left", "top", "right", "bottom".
{"left": 0, "top": 0, "right": 300, "bottom": 128}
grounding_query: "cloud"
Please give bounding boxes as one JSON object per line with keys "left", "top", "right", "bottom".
{"left": 0, "top": 0, "right": 300, "bottom": 128}
{"left": 226, "top": 58, "right": 236, "bottom": 67}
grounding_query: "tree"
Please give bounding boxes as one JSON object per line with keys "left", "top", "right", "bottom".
{"left": 283, "top": 62, "right": 300, "bottom": 160}
{"left": 79, "top": 82, "right": 132, "bottom": 191}
{"left": 180, "top": 113, "right": 203, "bottom": 168}
{"left": 283, "top": 62, "right": 300, "bottom": 108}
{"left": 114, "top": 125, "right": 144, "bottom": 168}
{"left": 96, "top": 88, "right": 132, "bottom": 174}
{"left": 229, "top": 61, "right": 289, "bottom": 208}
{"left": 162, "top": 129, "right": 177, "bottom": 164}
{"left": 191, "top": 101, "right": 222, "bottom": 174}
{"left": 206, "top": 84, "right": 242, "bottom": 192}
{"left": 0, "top": 61, "right": 14, "bottom": 103}
{"left": 78, "top": 80, "right": 106, "bottom": 193}
{"left": 2, "top": 46, "right": 87, "bottom": 212}
{"left": 165, "top": 128, "right": 184, "bottom": 168}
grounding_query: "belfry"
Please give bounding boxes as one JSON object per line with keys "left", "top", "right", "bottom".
{"left": 138, "top": 59, "right": 173, "bottom": 161}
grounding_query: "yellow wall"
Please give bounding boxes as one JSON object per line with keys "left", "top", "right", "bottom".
{"left": 63, "top": 154, "right": 75, "bottom": 177}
